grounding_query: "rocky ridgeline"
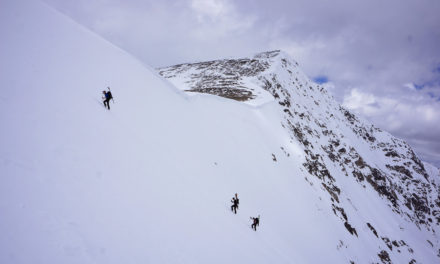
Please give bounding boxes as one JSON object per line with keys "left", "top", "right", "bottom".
{"left": 159, "top": 52, "right": 273, "bottom": 101}
{"left": 159, "top": 50, "right": 440, "bottom": 263}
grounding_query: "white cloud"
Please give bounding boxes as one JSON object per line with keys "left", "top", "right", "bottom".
{"left": 190, "top": 0, "right": 256, "bottom": 38}
{"left": 343, "top": 87, "right": 440, "bottom": 164}
{"left": 191, "top": 0, "right": 228, "bottom": 22}
{"left": 404, "top": 83, "right": 416, "bottom": 91}
{"left": 342, "top": 89, "right": 386, "bottom": 116}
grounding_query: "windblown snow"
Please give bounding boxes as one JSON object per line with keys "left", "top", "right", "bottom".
{"left": 1, "top": 0, "right": 439, "bottom": 263}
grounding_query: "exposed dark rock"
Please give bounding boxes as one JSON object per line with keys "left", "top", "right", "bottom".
{"left": 382, "top": 236, "right": 393, "bottom": 250}
{"left": 427, "top": 240, "right": 433, "bottom": 247}
{"left": 386, "top": 165, "right": 412, "bottom": 179}
{"left": 355, "top": 157, "right": 366, "bottom": 169}
{"left": 343, "top": 109, "right": 357, "bottom": 124}
{"left": 344, "top": 222, "right": 358, "bottom": 237}
{"left": 366, "top": 168, "right": 398, "bottom": 207}
{"left": 385, "top": 150, "right": 400, "bottom": 158}
{"left": 323, "top": 183, "right": 340, "bottom": 203}
{"left": 408, "top": 149, "right": 429, "bottom": 181}
{"left": 332, "top": 204, "right": 348, "bottom": 221}
{"left": 378, "top": 250, "right": 391, "bottom": 264}
{"left": 367, "top": 223, "right": 378, "bottom": 237}
{"left": 352, "top": 170, "right": 365, "bottom": 182}
{"left": 185, "top": 88, "right": 255, "bottom": 101}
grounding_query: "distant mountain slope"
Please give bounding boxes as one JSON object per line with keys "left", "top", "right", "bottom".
{"left": 159, "top": 50, "right": 440, "bottom": 263}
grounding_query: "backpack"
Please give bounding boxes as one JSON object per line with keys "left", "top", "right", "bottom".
{"left": 106, "top": 91, "right": 113, "bottom": 99}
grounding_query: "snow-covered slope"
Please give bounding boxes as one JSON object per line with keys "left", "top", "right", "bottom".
{"left": 1, "top": 0, "right": 439, "bottom": 263}
{"left": 159, "top": 51, "right": 440, "bottom": 263}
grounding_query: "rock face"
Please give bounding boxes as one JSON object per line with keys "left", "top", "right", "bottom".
{"left": 159, "top": 50, "right": 440, "bottom": 263}
{"left": 159, "top": 55, "right": 270, "bottom": 101}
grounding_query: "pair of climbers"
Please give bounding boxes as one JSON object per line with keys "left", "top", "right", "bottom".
{"left": 230, "top": 193, "right": 261, "bottom": 231}
{"left": 102, "top": 87, "right": 113, "bottom": 110}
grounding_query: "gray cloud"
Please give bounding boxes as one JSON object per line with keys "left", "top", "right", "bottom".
{"left": 44, "top": 0, "right": 440, "bottom": 167}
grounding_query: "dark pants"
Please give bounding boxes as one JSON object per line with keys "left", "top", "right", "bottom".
{"left": 103, "top": 98, "right": 110, "bottom": 109}
{"left": 231, "top": 205, "right": 237, "bottom": 214}
{"left": 252, "top": 223, "right": 256, "bottom": 231}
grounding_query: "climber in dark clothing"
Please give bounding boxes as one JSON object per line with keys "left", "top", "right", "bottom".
{"left": 102, "top": 88, "right": 113, "bottom": 110}
{"left": 251, "top": 215, "right": 260, "bottom": 231}
{"left": 231, "top": 193, "right": 239, "bottom": 214}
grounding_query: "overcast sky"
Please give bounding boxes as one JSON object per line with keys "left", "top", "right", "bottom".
{"left": 44, "top": 0, "right": 440, "bottom": 167}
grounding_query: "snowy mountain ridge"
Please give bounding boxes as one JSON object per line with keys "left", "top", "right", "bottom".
{"left": 159, "top": 50, "right": 440, "bottom": 263}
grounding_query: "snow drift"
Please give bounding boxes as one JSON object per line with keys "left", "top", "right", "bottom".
{"left": 0, "top": 0, "right": 439, "bottom": 263}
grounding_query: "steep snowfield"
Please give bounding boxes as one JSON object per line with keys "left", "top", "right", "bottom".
{"left": 1, "top": 0, "right": 439, "bottom": 264}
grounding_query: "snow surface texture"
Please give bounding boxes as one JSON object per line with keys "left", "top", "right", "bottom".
{"left": 0, "top": 0, "right": 439, "bottom": 263}
{"left": 160, "top": 52, "right": 440, "bottom": 263}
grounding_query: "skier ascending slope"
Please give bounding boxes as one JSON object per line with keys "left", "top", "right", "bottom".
{"left": 231, "top": 193, "right": 239, "bottom": 214}
{"left": 251, "top": 215, "right": 260, "bottom": 231}
{"left": 102, "top": 87, "right": 113, "bottom": 110}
